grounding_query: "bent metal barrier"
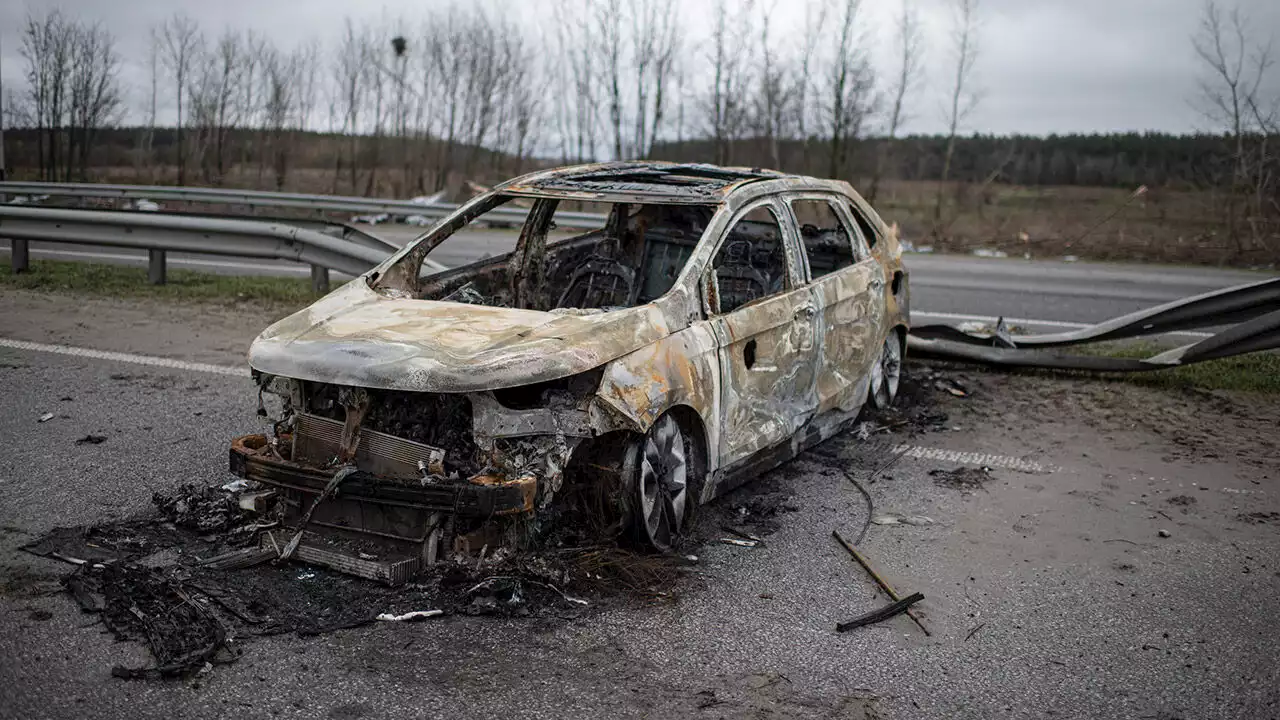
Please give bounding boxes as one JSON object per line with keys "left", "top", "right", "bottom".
{"left": 0, "top": 181, "right": 608, "bottom": 228}
{"left": 0, "top": 205, "right": 394, "bottom": 291}
{"left": 908, "top": 277, "right": 1280, "bottom": 370}
{"left": 0, "top": 180, "right": 601, "bottom": 291}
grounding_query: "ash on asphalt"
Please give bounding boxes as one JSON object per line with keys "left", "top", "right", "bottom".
{"left": 8, "top": 347, "right": 1279, "bottom": 718}
{"left": 17, "top": 366, "right": 957, "bottom": 681}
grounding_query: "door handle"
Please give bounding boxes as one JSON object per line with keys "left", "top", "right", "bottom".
{"left": 796, "top": 305, "right": 817, "bottom": 320}
{"left": 869, "top": 276, "right": 885, "bottom": 290}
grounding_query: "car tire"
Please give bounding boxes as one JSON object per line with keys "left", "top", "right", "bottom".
{"left": 868, "top": 329, "right": 903, "bottom": 409}
{"left": 626, "top": 414, "right": 690, "bottom": 553}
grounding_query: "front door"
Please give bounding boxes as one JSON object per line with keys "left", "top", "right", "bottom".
{"left": 706, "top": 200, "right": 822, "bottom": 468}
{"left": 788, "top": 195, "right": 884, "bottom": 414}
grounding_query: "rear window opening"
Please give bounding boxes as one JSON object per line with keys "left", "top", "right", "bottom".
{"left": 382, "top": 194, "right": 714, "bottom": 313}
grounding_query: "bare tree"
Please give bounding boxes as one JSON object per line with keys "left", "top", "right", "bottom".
{"left": 190, "top": 30, "right": 248, "bottom": 184}
{"left": 20, "top": 10, "right": 73, "bottom": 180}
{"left": 867, "top": 0, "right": 922, "bottom": 201}
{"left": 703, "top": 0, "right": 756, "bottom": 165}
{"left": 752, "top": 2, "right": 795, "bottom": 171}
{"left": 596, "top": 0, "right": 625, "bottom": 160}
{"left": 822, "top": 0, "right": 876, "bottom": 180}
{"left": 629, "top": 0, "right": 680, "bottom": 158}
{"left": 1192, "top": 0, "right": 1276, "bottom": 251}
{"left": 139, "top": 29, "right": 160, "bottom": 180}
{"left": 794, "top": 0, "right": 829, "bottom": 173}
{"left": 239, "top": 30, "right": 268, "bottom": 175}
{"left": 259, "top": 44, "right": 299, "bottom": 190}
{"left": 210, "top": 31, "right": 246, "bottom": 184}
{"left": 388, "top": 32, "right": 411, "bottom": 194}
{"left": 158, "top": 14, "right": 203, "bottom": 185}
{"left": 934, "top": 0, "right": 981, "bottom": 229}
{"left": 66, "top": 22, "right": 121, "bottom": 180}
{"left": 333, "top": 20, "right": 368, "bottom": 193}
{"left": 551, "top": 0, "right": 600, "bottom": 163}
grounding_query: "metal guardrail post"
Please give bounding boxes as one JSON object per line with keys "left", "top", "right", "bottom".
{"left": 148, "top": 249, "right": 167, "bottom": 285}
{"left": 10, "top": 238, "right": 29, "bottom": 273}
{"left": 311, "top": 264, "right": 330, "bottom": 294}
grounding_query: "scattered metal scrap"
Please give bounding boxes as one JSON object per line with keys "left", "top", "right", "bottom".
{"left": 832, "top": 530, "right": 931, "bottom": 637}
{"left": 836, "top": 592, "right": 926, "bottom": 633}
{"left": 909, "top": 277, "right": 1280, "bottom": 370}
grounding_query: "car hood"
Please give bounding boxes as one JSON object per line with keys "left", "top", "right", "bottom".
{"left": 248, "top": 280, "right": 674, "bottom": 392}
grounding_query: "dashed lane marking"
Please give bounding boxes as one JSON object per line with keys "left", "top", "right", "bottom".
{"left": 0, "top": 337, "right": 249, "bottom": 377}
{"left": 893, "top": 444, "right": 1055, "bottom": 473}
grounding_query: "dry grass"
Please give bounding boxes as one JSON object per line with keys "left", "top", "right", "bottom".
{"left": 0, "top": 256, "right": 318, "bottom": 310}
{"left": 873, "top": 179, "right": 1276, "bottom": 267}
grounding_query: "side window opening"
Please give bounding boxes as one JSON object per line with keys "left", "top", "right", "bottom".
{"left": 845, "top": 199, "right": 881, "bottom": 249}
{"left": 792, "top": 199, "right": 856, "bottom": 279}
{"left": 711, "top": 206, "right": 788, "bottom": 314}
{"left": 402, "top": 195, "right": 713, "bottom": 312}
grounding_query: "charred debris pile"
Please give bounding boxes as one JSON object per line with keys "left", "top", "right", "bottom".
{"left": 21, "top": 479, "right": 696, "bottom": 679}
{"left": 22, "top": 362, "right": 957, "bottom": 680}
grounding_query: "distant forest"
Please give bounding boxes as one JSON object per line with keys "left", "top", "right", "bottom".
{"left": 1, "top": 126, "right": 1259, "bottom": 194}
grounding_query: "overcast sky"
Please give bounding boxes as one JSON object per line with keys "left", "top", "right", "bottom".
{"left": 3, "top": 0, "right": 1278, "bottom": 136}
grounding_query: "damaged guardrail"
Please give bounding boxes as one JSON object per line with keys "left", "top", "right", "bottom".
{"left": 0, "top": 181, "right": 608, "bottom": 229}
{"left": 908, "top": 277, "right": 1280, "bottom": 370}
{"left": 0, "top": 205, "right": 391, "bottom": 289}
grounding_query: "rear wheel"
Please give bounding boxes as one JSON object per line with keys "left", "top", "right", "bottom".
{"left": 868, "top": 330, "right": 903, "bottom": 409}
{"left": 628, "top": 414, "right": 689, "bottom": 552}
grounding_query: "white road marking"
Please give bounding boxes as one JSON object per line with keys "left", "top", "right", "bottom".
{"left": 894, "top": 444, "right": 1054, "bottom": 473}
{"left": 911, "top": 310, "right": 1214, "bottom": 339}
{"left": 0, "top": 337, "right": 248, "bottom": 377}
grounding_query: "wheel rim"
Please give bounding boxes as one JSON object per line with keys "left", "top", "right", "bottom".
{"left": 869, "top": 351, "right": 885, "bottom": 403}
{"left": 872, "top": 334, "right": 902, "bottom": 407}
{"left": 637, "top": 415, "right": 688, "bottom": 550}
{"left": 879, "top": 335, "right": 902, "bottom": 405}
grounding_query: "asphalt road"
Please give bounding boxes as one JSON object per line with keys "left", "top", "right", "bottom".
{"left": 1, "top": 344, "right": 1276, "bottom": 719}
{"left": 5, "top": 225, "right": 1275, "bottom": 332}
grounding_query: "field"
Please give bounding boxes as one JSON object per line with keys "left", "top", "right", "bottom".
{"left": 6, "top": 165, "right": 1275, "bottom": 268}
{"left": 872, "top": 179, "right": 1272, "bottom": 268}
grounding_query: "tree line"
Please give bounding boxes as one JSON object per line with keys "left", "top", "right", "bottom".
{"left": 3, "top": 0, "right": 1276, "bottom": 254}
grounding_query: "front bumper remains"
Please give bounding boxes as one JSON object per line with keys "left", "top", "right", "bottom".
{"left": 228, "top": 434, "right": 537, "bottom": 520}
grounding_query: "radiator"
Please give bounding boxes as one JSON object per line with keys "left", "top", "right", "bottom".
{"left": 293, "top": 412, "right": 446, "bottom": 480}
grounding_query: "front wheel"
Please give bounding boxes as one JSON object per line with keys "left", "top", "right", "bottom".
{"left": 868, "top": 330, "right": 903, "bottom": 409}
{"left": 627, "top": 414, "right": 690, "bottom": 553}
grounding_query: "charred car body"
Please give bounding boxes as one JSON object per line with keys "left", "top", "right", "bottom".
{"left": 230, "top": 162, "right": 909, "bottom": 569}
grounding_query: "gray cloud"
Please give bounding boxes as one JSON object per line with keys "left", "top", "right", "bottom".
{"left": 3, "top": 0, "right": 1278, "bottom": 136}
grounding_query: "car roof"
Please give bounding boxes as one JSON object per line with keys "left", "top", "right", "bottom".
{"left": 498, "top": 161, "right": 804, "bottom": 205}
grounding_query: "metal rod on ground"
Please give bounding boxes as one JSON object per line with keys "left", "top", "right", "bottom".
{"left": 10, "top": 238, "right": 28, "bottom": 273}
{"left": 832, "top": 529, "right": 931, "bottom": 637}
{"left": 311, "top": 264, "right": 330, "bottom": 294}
{"left": 148, "top": 249, "right": 166, "bottom": 285}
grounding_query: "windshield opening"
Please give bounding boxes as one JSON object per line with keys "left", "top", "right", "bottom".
{"left": 379, "top": 194, "right": 714, "bottom": 313}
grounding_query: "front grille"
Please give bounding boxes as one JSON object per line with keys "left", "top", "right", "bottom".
{"left": 293, "top": 413, "right": 444, "bottom": 480}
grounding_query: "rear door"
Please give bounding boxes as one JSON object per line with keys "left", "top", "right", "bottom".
{"left": 706, "top": 199, "right": 822, "bottom": 468}
{"left": 787, "top": 194, "right": 885, "bottom": 414}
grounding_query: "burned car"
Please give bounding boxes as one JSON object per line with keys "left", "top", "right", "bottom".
{"left": 230, "top": 162, "right": 908, "bottom": 573}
